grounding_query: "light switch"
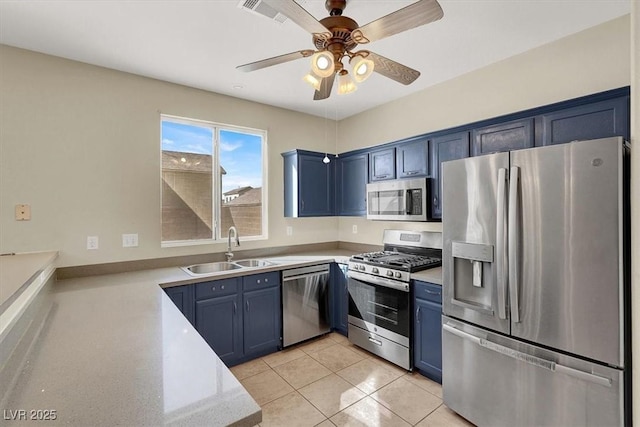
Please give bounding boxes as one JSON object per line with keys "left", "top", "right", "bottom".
{"left": 15, "top": 204, "right": 31, "bottom": 221}
{"left": 122, "top": 234, "right": 138, "bottom": 248}
{"left": 87, "top": 236, "right": 99, "bottom": 250}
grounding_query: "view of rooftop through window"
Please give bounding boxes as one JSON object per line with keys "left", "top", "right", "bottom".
{"left": 160, "top": 117, "right": 265, "bottom": 244}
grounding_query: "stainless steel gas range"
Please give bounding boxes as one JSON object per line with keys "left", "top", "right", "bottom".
{"left": 347, "top": 230, "right": 442, "bottom": 370}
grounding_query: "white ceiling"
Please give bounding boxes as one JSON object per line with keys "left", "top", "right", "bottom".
{"left": 0, "top": 0, "right": 631, "bottom": 120}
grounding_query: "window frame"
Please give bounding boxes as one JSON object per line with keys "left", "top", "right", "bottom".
{"left": 160, "top": 114, "right": 268, "bottom": 247}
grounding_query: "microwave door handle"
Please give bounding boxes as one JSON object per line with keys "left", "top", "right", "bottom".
{"left": 405, "top": 190, "right": 412, "bottom": 214}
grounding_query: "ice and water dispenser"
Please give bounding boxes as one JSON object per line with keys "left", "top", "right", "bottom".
{"left": 450, "top": 241, "right": 495, "bottom": 314}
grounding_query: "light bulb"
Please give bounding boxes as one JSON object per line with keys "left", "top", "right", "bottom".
{"left": 350, "top": 54, "right": 375, "bottom": 83}
{"left": 302, "top": 71, "right": 322, "bottom": 90}
{"left": 311, "top": 51, "right": 335, "bottom": 78}
{"left": 323, "top": 154, "right": 330, "bottom": 164}
{"left": 337, "top": 70, "right": 357, "bottom": 95}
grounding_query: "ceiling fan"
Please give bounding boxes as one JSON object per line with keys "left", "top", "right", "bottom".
{"left": 237, "top": 0, "right": 444, "bottom": 100}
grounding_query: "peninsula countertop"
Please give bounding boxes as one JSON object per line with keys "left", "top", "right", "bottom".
{"left": 1, "top": 250, "right": 443, "bottom": 425}
{"left": 0, "top": 251, "right": 355, "bottom": 426}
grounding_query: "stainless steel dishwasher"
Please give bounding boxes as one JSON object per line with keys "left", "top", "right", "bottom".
{"left": 282, "top": 264, "right": 331, "bottom": 347}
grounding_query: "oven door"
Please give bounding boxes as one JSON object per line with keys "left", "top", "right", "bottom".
{"left": 347, "top": 275, "right": 410, "bottom": 342}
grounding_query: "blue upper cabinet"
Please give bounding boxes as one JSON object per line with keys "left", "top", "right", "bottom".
{"left": 538, "top": 96, "right": 629, "bottom": 146}
{"left": 472, "top": 118, "right": 534, "bottom": 156}
{"left": 369, "top": 147, "right": 396, "bottom": 181}
{"left": 283, "top": 150, "right": 335, "bottom": 217}
{"left": 336, "top": 153, "right": 368, "bottom": 216}
{"left": 429, "top": 131, "right": 470, "bottom": 219}
{"left": 396, "top": 137, "right": 429, "bottom": 178}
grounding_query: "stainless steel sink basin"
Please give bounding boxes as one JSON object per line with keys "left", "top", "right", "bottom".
{"left": 234, "top": 259, "right": 275, "bottom": 268}
{"left": 182, "top": 262, "right": 244, "bottom": 276}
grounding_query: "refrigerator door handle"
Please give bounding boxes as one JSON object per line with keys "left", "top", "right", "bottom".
{"left": 496, "top": 168, "right": 508, "bottom": 319}
{"left": 443, "top": 323, "right": 612, "bottom": 388}
{"left": 508, "top": 166, "right": 521, "bottom": 323}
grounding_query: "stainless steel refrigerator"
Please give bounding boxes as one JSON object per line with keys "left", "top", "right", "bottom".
{"left": 441, "top": 137, "right": 630, "bottom": 427}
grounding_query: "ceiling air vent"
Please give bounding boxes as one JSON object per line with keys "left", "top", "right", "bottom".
{"left": 238, "top": 0, "right": 289, "bottom": 24}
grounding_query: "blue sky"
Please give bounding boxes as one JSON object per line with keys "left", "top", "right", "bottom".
{"left": 162, "top": 121, "right": 263, "bottom": 193}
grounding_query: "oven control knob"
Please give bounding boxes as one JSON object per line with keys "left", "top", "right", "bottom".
{"left": 386, "top": 271, "right": 393, "bottom": 277}
{"left": 359, "top": 265, "right": 366, "bottom": 271}
{"left": 372, "top": 267, "right": 379, "bottom": 274}
{"left": 394, "top": 272, "right": 402, "bottom": 279}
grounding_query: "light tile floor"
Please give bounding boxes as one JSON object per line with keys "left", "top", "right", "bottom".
{"left": 232, "top": 332, "right": 475, "bottom": 427}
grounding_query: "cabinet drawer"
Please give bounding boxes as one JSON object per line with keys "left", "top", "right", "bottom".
{"left": 243, "top": 272, "right": 280, "bottom": 292}
{"left": 195, "top": 278, "right": 239, "bottom": 300}
{"left": 414, "top": 281, "right": 442, "bottom": 304}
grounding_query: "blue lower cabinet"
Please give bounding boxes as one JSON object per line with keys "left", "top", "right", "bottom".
{"left": 194, "top": 273, "right": 281, "bottom": 366}
{"left": 164, "top": 284, "right": 195, "bottom": 326}
{"left": 243, "top": 285, "right": 281, "bottom": 358}
{"left": 196, "top": 293, "right": 242, "bottom": 365}
{"left": 330, "top": 263, "right": 349, "bottom": 335}
{"left": 413, "top": 281, "right": 442, "bottom": 383}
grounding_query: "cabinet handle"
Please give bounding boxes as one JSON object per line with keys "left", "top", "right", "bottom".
{"left": 246, "top": 300, "right": 250, "bottom": 312}
{"left": 257, "top": 279, "right": 261, "bottom": 284}
{"left": 233, "top": 302, "right": 237, "bottom": 315}
{"left": 211, "top": 286, "right": 216, "bottom": 292}
{"left": 406, "top": 171, "right": 419, "bottom": 175}
{"left": 265, "top": 278, "right": 268, "bottom": 283}
{"left": 416, "top": 307, "right": 421, "bottom": 322}
{"left": 221, "top": 285, "right": 225, "bottom": 290}
{"left": 433, "top": 195, "right": 438, "bottom": 207}
{"left": 379, "top": 174, "right": 388, "bottom": 179}
{"left": 425, "top": 290, "right": 441, "bottom": 296}
{"left": 301, "top": 200, "right": 305, "bottom": 210}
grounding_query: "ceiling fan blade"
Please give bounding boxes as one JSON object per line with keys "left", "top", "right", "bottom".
{"left": 313, "top": 73, "right": 336, "bottom": 100}
{"left": 261, "top": 0, "right": 332, "bottom": 40}
{"left": 368, "top": 52, "right": 420, "bottom": 85}
{"left": 237, "top": 50, "right": 315, "bottom": 72}
{"left": 351, "top": 0, "right": 444, "bottom": 44}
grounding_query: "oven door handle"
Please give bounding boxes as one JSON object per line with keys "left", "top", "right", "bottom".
{"left": 347, "top": 270, "right": 410, "bottom": 292}
{"left": 405, "top": 189, "right": 413, "bottom": 214}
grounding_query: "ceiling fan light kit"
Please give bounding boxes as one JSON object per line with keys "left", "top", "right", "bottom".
{"left": 311, "top": 51, "right": 335, "bottom": 78}
{"left": 337, "top": 70, "right": 357, "bottom": 95}
{"left": 350, "top": 53, "right": 374, "bottom": 83}
{"left": 238, "top": 0, "right": 444, "bottom": 100}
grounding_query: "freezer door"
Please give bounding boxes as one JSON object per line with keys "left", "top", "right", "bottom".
{"left": 442, "top": 316, "right": 624, "bottom": 427}
{"left": 509, "top": 137, "right": 625, "bottom": 367}
{"left": 442, "top": 152, "right": 510, "bottom": 334}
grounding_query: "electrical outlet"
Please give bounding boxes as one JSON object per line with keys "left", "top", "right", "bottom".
{"left": 286, "top": 226, "right": 293, "bottom": 236}
{"left": 87, "top": 236, "right": 99, "bottom": 250}
{"left": 122, "top": 233, "right": 138, "bottom": 248}
{"left": 15, "top": 204, "right": 31, "bottom": 221}
{"left": 352, "top": 225, "right": 358, "bottom": 234}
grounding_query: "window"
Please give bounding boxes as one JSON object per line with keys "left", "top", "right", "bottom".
{"left": 160, "top": 115, "right": 266, "bottom": 246}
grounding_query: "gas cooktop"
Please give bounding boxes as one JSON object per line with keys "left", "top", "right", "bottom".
{"left": 350, "top": 250, "right": 442, "bottom": 272}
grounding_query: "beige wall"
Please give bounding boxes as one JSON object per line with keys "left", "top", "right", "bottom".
{"left": 0, "top": 15, "right": 633, "bottom": 267}
{"left": 0, "top": 45, "right": 338, "bottom": 267}
{"left": 336, "top": 15, "right": 631, "bottom": 245}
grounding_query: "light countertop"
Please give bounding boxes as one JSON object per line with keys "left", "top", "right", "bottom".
{"left": 1, "top": 249, "right": 443, "bottom": 426}
{"left": 0, "top": 251, "right": 354, "bottom": 426}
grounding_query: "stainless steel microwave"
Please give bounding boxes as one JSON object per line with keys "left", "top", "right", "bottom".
{"left": 366, "top": 178, "right": 431, "bottom": 221}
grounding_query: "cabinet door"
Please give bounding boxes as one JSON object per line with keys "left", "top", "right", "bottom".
{"left": 330, "top": 263, "right": 349, "bottom": 335}
{"left": 196, "top": 293, "right": 242, "bottom": 365}
{"left": 396, "top": 138, "right": 429, "bottom": 178}
{"left": 243, "top": 286, "right": 281, "bottom": 357}
{"left": 164, "top": 285, "right": 195, "bottom": 326}
{"left": 414, "top": 298, "right": 443, "bottom": 383}
{"left": 539, "top": 96, "right": 629, "bottom": 146}
{"left": 369, "top": 147, "right": 396, "bottom": 181}
{"left": 336, "top": 153, "right": 368, "bottom": 216}
{"left": 429, "top": 131, "right": 469, "bottom": 219}
{"left": 299, "top": 153, "right": 335, "bottom": 216}
{"left": 472, "top": 118, "right": 534, "bottom": 156}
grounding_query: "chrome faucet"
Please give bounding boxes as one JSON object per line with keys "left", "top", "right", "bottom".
{"left": 225, "top": 226, "right": 240, "bottom": 261}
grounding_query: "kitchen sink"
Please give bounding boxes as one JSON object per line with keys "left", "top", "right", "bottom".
{"left": 182, "top": 262, "right": 244, "bottom": 276}
{"left": 234, "top": 259, "right": 275, "bottom": 268}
